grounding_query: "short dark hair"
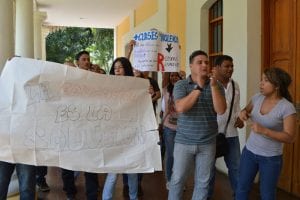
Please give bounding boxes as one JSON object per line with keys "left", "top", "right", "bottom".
{"left": 75, "top": 50, "right": 90, "bottom": 61}
{"left": 109, "top": 57, "right": 134, "bottom": 77}
{"left": 189, "top": 50, "right": 208, "bottom": 64}
{"left": 214, "top": 55, "right": 233, "bottom": 66}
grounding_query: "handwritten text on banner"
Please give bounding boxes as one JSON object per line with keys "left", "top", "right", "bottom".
{"left": 0, "top": 58, "right": 161, "bottom": 173}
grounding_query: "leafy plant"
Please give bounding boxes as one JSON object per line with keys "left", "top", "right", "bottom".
{"left": 46, "top": 27, "right": 114, "bottom": 73}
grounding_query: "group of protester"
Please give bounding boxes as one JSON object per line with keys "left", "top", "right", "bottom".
{"left": 165, "top": 50, "right": 296, "bottom": 200}
{"left": 0, "top": 45, "right": 297, "bottom": 200}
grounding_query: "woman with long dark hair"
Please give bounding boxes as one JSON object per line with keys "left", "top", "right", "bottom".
{"left": 102, "top": 57, "right": 138, "bottom": 200}
{"left": 236, "top": 67, "right": 297, "bottom": 199}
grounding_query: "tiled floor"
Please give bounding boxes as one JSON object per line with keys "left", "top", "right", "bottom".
{"left": 34, "top": 167, "right": 300, "bottom": 200}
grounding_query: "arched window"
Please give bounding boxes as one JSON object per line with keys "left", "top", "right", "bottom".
{"left": 209, "top": 0, "right": 223, "bottom": 66}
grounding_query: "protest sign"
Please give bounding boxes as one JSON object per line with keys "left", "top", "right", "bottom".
{"left": 0, "top": 57, "right": 161, "bottom": 173}
{"left": 133, "top": 30, "right": 180, "bottom": 72}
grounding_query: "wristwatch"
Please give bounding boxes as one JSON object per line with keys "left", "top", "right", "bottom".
{"left": 193, "top": 84, "right": 203, "bottom": 91}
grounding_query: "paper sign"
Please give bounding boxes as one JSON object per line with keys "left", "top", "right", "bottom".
{"left": 133, "top": 30, "right": 180, "bottom": 72}
{"left": 0, "top": 58, "right": 162, "bottom": 173}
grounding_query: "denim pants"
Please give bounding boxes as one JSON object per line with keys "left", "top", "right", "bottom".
{"left": 163, "top": 126, "right": 176, "bottom": 182}
{"left": 236, "top": 147, "right": 282, "bottom": 200}
{"left": 102, "top": 173, "right": 138, "bottom": 200}
{"left": 61, "top": 169, "right": 76, "bottom": 197}
{"left": 208, "top": 136, "right": 241, "bottom": 197}
{"left": 123, "top": 173, "right": 143, "bottom": 185}
{"left": 0, "top": 161, "right": 36, "bottom": 200}
{"left": 85, "top": 172, "right": 99, "bottom": 200}
{"left": 168, "top": 142, "right": 216, "bottom": 200}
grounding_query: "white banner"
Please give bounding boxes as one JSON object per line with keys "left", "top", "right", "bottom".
{"left": 133, "top": 30, "right": 180, "bottom": 72}
{"left": 0, "top": 58, "right": 161, "bottom": 173}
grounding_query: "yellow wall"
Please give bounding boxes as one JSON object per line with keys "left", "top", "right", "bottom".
{"left": 116, "top": 16, "right": 130, "bottom": 57}
{"left": 116, "top": 0, "right": 187, "bottom": 71}
{"left": 116, "top": 0, "right": 158, "bottom": 57}
{"left": 167, "top": 0, "right": 186, "bottom": 71}
{"left": 134, "top": 0, "right": 158, "bottom": 27}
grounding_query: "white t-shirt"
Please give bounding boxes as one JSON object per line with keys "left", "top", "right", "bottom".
{"left": 217, "top": 79, "right": 241, "bottom": 137}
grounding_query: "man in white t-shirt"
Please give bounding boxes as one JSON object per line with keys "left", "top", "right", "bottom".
{"left": 208, "top": 55, "right": 244, "bottom": 199}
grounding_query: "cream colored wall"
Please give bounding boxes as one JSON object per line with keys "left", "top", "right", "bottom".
{"left": 186, "top": 0, "right": 261, "bottom": 173}
{"left": 186, "top": 0, "right": 214, "bottom": 74}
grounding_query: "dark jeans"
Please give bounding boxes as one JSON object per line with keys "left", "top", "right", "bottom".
{"left": 208, "top": 136, "right": 241, "bottom": 198}
{"left": 61, "top": 169, "right": 76, "bottom": 196}
{"left": 36, "top": 166, "right": 47, "bottom": 184}
{"left": 85, "top": 172, "right": 99, "bottom": 200}
{"left": 0, "top": 161, "right": 36, "bottom": 200}
{"left": 61, "top": 169, "right": 99, "bottom": 199}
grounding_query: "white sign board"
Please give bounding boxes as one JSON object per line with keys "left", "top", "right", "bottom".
{"left": 0, "top": 58, "right": 161, "bottom": 173}
{"left": 133, "top": 30, "right": 180, "bottom": 72}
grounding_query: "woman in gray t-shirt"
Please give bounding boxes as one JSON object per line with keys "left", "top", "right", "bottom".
{"left": 236, "top": 67, "right": 296, "bottom": 200}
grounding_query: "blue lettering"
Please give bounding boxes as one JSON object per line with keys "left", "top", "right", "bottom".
{"left": 133, "top": 31, "right": 159, "bottom": 41}
{"left": 160, "top": 34, "right": 178, "bottom": 43}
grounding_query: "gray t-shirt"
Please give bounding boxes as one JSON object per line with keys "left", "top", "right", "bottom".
{"left": 246, "top": 93, "right": 296, "bottom": 156}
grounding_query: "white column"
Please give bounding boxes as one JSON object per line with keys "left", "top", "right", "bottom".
{"left": 41, "top": 27, "right": 50, "bottom": 61}
{"left": 15, "top": 0, "right": 34, "bottom": 58}
{"left": 34, "top": 11, "right": 47, "bottom": 60}
{"left": 0, "top": 0, "right": 18, "bottom": 194}
{"left": 0, "top": 0, "right": 14, "bottom": 73}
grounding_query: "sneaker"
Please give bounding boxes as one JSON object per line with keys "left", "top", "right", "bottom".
{"left": 37, "top": 182, "right": 50, "bottom": 192}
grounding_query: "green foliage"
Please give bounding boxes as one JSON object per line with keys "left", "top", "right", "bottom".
{"left": 87, "top": 28, "right": 114, "bottom": 73}
{"left": 46, "top": 27, "right": 114, "bottom": 73}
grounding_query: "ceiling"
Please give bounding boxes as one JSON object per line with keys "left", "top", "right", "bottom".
{"left": 36, "top": 0, "right": 144, "bottom": 28}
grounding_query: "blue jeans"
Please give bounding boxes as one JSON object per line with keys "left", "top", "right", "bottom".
{"left": 0, "top": 161, "right": 36, "bottom": 200}
{"left": 208, "top": 136, "right": 240, "bottom": 197}
{"left": 168, "top": 142, "right": 216, "bottom": 200}
{"left": 102, "top": 173, "right": 138, "bottom": 200}
{"left": 236, "top": 147, "right": 282, "bottom": 200}
{"left": 163, "top": 126, "right": 176, "bottom": 182}
{"left": 123, "top": 173, "right": 143, "bottom": 185}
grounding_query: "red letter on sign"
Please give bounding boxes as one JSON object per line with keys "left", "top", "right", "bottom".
{"left": 157, "top": 53, "right": 165, "bottom": 71}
